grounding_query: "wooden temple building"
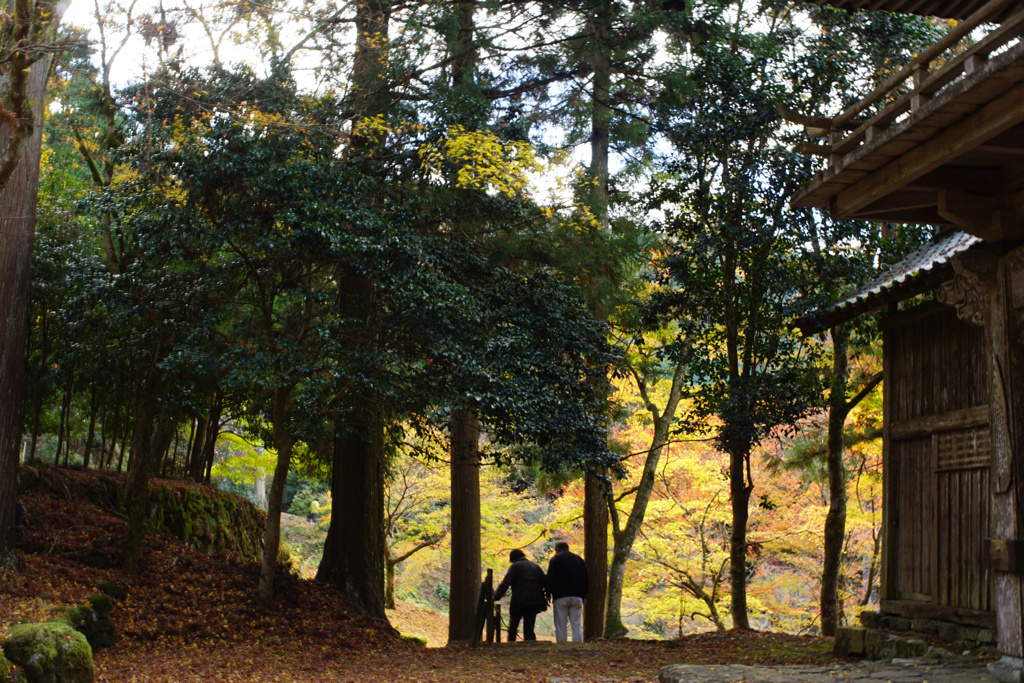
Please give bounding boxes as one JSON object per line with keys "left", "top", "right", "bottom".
{"left": 785, "top": 0, "right": 1024, "bottom": 678}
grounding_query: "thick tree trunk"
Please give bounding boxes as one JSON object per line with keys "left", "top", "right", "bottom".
{"left": 448, "top": 406, "right": 481, "bottom": 643}
{"left": 0, "top": 20, "right": 66, "bottom": 568}
{"left": 584, "top": 472, "right": 608, "bottom": 639}
{"left": 258, "top": 385, "right": 295, "bottom": 602}
{"left": 821, "top": 324, "right": 850, "bottom": 636}
{"left": 317, "top": 409, "right": 387, "bottom": 618}
{"left": 582, "top": 1, "right": 614, "bottom": 639}
{"left": 124, "top": 368, "right": 162, "bottom": 574}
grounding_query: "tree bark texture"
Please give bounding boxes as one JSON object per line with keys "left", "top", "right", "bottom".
{"left": 316, "top": 409, "right": 386, "bottom": 619}
{"left": 728, "top": 457, "right": 753, "bottom": 630}
{"left": 448, "top": 406, "right": 481, "bottom": 643}
{"left": 821, "top": 324, "right": 850, "bottom": 636}
{"left": 0, "top": 22, "right": 67, "bottom": 568}
{"left": 584, "top": 471, "right": 608, "bottom": 639}
{"left": 587, "top": 0, "right": 612, "bottom": 230}
{"left": 123, "top": 367, "right": 162, "bottom": 574}
{"left": 258, "top": 385, "right": 295, "bottom": 602}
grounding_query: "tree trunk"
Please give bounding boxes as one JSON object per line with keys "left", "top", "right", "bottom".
{"left": 124, "top": 367, "right": 162, "bottom": 574}
{"left": 317, "top": 409, "right": 387, "bottom": 619}
{"left": 386, "top": 556, "right": 397, "bottom": 610}
{"left": 258, "top": 385, "right": 295, "bottom": 602}
{"left": 821, "top": 324, "right": 850, "bottom": 636}
{"left": 0, "top": 12, "right": 67, "bottom": 567}
{"left": 83, "top": 385, "right": 99, "bottom": 469}
{"left": 253, "top": 475, "right": 267, "bottom": 509}
{"left": 582, "top": 0, "right": 614, "bottom": 639}
{"left": 448, "top": 406, "right": 481, "bottom": 643}
{"left": 729, "top": 448, "right": 752, "bottom": 629}
{"left": 201, "top": 398, "right": 222, "bottom": 484}
{"left": 605, "top": 362, "right": 686, "bottom": 637}
{"left": 55, "top": 371, "right": 72, "bottom": 465}
{"left": 187, "top": 415, "right": 208, "bottom": 481}
{"left": 29, "top": 308, "right": 48, "bottom": 462}
{"left": 584, "top": 471, "right": 608, "bottom": 639}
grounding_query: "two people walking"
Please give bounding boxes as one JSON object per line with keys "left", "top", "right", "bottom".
{"left": 493, "top": 541, "right": 589, "bottom": 643}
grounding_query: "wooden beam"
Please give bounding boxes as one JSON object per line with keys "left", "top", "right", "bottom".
{"left": 907, "top": 166, "right": 1004, "bottom": 194}
{"left": 890, "top": 405, "right": 991, "bottom": 440}
{"left": 834, "top": 81, "right": 1024, "bottom": 223}
{"left": 797, "top": 141, "right": 831, "bottom": 157}
{"left": 855, "top": 192, "right": 937, "bottom": 216}
{"left": 937, "top": 189, "right": 1010, "bottom": 242}
{"left": 880, "top": 599, "right": 996, "bottom": 629}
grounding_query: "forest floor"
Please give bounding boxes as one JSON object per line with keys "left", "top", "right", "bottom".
{"left": 0, "top": 470, "right": 864, "bottom": 682}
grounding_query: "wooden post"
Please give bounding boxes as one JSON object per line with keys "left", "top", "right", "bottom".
{"left": 940, "top": 246, "right": 1024, "bottom": 677}
{"left": 471, "top": 568, "right": 493, "bottom": 647}
{"left": 494, "top": 604, "right": 502, "bottom": 643}
{"left": 485, "top": 569, "right": 495, "bottom": 644}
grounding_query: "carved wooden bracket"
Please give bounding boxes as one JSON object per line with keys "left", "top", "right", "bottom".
{"left": 938, "top": 249, "right": 1000, "bottom": 327}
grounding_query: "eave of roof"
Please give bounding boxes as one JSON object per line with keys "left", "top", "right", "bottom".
{"left": 795, "top": 230, "right": 982, "bottom": 335}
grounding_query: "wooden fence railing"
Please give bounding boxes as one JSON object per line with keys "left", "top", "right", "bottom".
{"left": 471, "top": 568, "right": 503, "bottom": 646}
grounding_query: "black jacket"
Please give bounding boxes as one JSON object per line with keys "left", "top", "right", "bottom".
{"left": 494, "top": 558, "right": 548, "bottom": 613}
{"left": 545, "top": 550, "right": 589, "bottom": 600}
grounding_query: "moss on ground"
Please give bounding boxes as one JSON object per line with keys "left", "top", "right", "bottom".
{"left": 3, "top": 621, "right": 94, "bottom": 683}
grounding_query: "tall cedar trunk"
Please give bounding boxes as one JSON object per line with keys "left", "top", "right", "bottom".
{"left": 124, "top": 368, "right": 162, "bottom": 574}
{"left": 821, "top": 324, "right": 850, "bottom": 636}
{"left": 0, "top": 20, "right": 65, "bottom": 568}
{"left": 582, "top": 0, "right": 613, "bottom": 639}
{"left": 258, "top": 385, "right": 295, "bottom": 601}
{"left": 317, "top": 409, "right": 386, "bottom": 618}
{"left": 584, "top": 473, "right": 608, "bottom": 638}
{"left": 445, "top": 0, "right": 482, "bottom": 645}
{"left": 312, "top": 0, "right": 391, "bottom": 620}
{"left": 605, "top": 362, "right": 686, "bottom": 637}
{"left": 448, "top": 406, "right": 481, "bottom": 643}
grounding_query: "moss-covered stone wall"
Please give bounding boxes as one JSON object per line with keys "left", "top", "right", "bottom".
{"left": 19, "top": 466, "right": 265, "bottom": 562}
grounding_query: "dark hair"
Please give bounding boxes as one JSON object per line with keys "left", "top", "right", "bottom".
{"left": 509, "top": 549, "right": 526, "bottom": 562}
{"left": 555, "top": 541, "right": 569, "bottom": 552}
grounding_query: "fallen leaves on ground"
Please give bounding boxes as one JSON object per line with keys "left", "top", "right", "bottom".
{"left": 1, "top": 468, "right": 838, "bottom": 682}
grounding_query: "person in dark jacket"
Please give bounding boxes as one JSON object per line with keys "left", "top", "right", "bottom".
{"left": 493, "top": 548, "right": 548, "bottom": 642}
{"left": 545, "top": 540, "right": 588, "bottom": 643}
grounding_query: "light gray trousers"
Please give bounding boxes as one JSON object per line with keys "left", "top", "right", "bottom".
{"left": 552, "top": 596, "right": 584, "bottom": 643}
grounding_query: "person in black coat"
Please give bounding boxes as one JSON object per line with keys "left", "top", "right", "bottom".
{"left": 545, "top": 540, "right": 588, "bottom": 643}
{"left": 493, "top": 548, "right": 548, "bottom": 642}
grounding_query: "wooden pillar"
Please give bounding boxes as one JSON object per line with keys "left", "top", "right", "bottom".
{"left": 942, "top": 246, "right": 1024, "bottom": 678}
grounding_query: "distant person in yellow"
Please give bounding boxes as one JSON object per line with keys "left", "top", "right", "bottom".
{"left": 308, "top": 499, "right": 320, "bottom": 525}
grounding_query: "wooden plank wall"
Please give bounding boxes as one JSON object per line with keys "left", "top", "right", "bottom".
{"left": 884, "top": 301, "right": 993, "bottom": 622}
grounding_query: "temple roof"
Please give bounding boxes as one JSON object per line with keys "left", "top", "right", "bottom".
{"left": 795, "top": 230, "right": 982, "bottom": 334}
{"left": 804, "top": 0, "right": 1014, "bottom": 21}
{"left": 786, "top": 0, "right": 1024, "bottom": 243}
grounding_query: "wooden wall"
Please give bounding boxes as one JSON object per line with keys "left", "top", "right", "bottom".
{"left": 881, "top": 301, "right": 995, "bottom": 627}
